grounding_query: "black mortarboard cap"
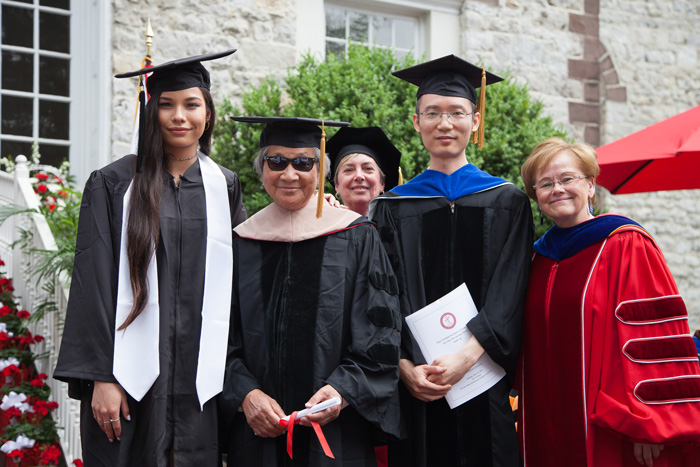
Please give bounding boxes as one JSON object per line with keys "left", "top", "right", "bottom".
{"left": 114, "top": 49, "right": 236, "bottom": 172}
{"left": 326, "top": 127, "right": 402, "bottom": 191}
{"left": 230, "top": 116, "right": 350, "bottom": 149}
{"left": 392, "top": 54, "right": 503, "bottom": 104}
{"left": 115, "top": 49, "right": 237, "bottom": 95}
{"left": 231, "top": 116, "right": 351, "bottom": 218}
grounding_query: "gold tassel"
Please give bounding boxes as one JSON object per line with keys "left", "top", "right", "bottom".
{"left": 477, "top": 66, "right": 486, "bottom": 148}
{"left": 316, "top": 120, "right": 326, "bottom": 218}
{"left": 398, "top": 167, "right": 403, "bottom": 186}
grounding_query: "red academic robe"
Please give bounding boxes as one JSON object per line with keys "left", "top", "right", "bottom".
{"left": 518, "top": 224, "right": 700, "bottom": 467}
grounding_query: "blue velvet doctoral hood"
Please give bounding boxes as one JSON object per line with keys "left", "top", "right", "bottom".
{"left": 534, "top": 214, "right": 643, "bottom": 262}
{"left": 390, "top": 163, "right": 507, "bottom": 201}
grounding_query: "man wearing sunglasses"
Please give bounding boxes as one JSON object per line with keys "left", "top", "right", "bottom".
{"left": 370, "top": 56, "right": 534, "bottom": 467}
{"left": 220, "top": 117, "right": 402, "bottom": 466}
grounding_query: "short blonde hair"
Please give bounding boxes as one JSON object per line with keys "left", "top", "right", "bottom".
{"left": 332, "top": 153, "right": 385, "bottom": 185}
{"left": 521, "top": 137, "right": 600, "bottom": 201}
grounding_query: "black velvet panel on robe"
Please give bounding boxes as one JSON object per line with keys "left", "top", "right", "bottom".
{"left": 53, "top": 154, "right": 247, "bottom": 467}
{"left": 371, "top": 185, "right": 533, "bottom": 467}
{"left": 221, "top": 221, "right": 402, "bottom": 467}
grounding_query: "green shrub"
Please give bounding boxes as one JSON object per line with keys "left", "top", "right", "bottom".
{"left": 212, "top": 45, "right": 569, "bottom": 236}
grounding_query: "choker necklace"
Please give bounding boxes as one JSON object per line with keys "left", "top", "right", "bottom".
{"left": 167, "top": 152, "right": 198, "bottom": 162}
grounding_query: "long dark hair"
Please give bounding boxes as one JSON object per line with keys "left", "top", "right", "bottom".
{"left": 118, "top": 87, "right": 216, "bottom": 330}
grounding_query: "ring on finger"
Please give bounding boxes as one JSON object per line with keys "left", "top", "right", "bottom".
{"left": 109, "top": 418, "right": 120, "bottom": 423}
{"left": 102, "top": 420, "right": 110, "bottom": 424}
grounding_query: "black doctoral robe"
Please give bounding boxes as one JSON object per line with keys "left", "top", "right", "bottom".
{"left": 53, "top": 154, "right": 246, "bottom": 467}
{"left": 370, "top": 172, "right": 533, "bottom": 467}
{"left": 220, "top": 197, "right": 402, "bottom": 467}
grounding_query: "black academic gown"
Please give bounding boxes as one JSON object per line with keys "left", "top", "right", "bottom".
{"left": 371, "top": 185, "right": 533, "bottom": 467}
{"left": 220, "top": 205, "right": 402, "bottom": 467}
{"left": 53, "top": 154, "right": 246, "bottom": 467}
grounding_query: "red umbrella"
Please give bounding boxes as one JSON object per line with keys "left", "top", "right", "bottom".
{"left": 596, "top": 105, "right": 700, "bottom": 194}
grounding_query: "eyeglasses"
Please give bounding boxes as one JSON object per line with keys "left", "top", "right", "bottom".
{"left": 419, "top": 110, "right": 475, "bottom": 123}
{"left": 263, "top": 156, "right": 319, "bottom": 172}
{"left": 533, "top": 175, "right": 589, "bottom": 192}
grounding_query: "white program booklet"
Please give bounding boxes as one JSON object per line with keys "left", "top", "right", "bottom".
{"left": 405, "top": 283, "right": 506, "bottom": 409}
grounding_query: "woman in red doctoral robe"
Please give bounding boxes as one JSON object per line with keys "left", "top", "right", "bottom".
{"left": 518, "top": 138, "right": 700, "bottom": 467}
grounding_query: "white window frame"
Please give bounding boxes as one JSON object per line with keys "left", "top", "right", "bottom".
{"left": 0, "top": 1, "right": 111, "bottom": 186}
{"left": 297, "top": 0, "right": 462, "bottom": 61}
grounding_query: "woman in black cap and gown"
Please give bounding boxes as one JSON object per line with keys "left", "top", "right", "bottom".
{"left": 54, "top": 49, "right": 246, "bottom": 466}
{"left": 220, "top": 117, "right": 402, "bottom": 466}
{"left": 326, "top": 126, "right": 401, "bottom": 218}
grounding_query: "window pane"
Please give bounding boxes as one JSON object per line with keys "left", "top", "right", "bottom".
{"left": 348, "top": 11, "right": 368, "bottom": 42}
{"left": 2, "top": 51, "right": 33, "bottom": 92}
{"left": 2, "top": 6, "right": 33, "bottom": 48}
{"left": 39, "top": 100, "right": 69, "bottom": 139}
{"left": 40, "top": 0, "right": 70, "bottom": 10}
{"left": 373, "top": 16, "right": 391, "bottom": 47}
{"left": 326, "top": 41, "right": 345, "bottom": 58}
{"left": 325, "top": 6, "right": 345, "bottom": 39}
{"left": 395, "top": 19, "right": 415, "bottom": 50}
{"left": 39, "top": 12, "right": 70, "bottom": 53}
{"left": 36, "top": 143, "right": 68, "bottom": 167}
{"left": 1, "top": 141, "right": 32, "bottom": 160}
{"left": 40, "top": 56, "right": 69, "bottom": 96}
{"left": 2, "top": 96, "right": 33, "bottom": 136}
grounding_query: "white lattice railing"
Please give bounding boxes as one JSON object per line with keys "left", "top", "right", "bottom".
{"left": 0, "top": 156, "right": 81, "bottom": 463}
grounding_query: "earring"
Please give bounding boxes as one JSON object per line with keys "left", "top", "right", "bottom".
{"left": 589, "top": 197, "right": 594, "bottom": 215}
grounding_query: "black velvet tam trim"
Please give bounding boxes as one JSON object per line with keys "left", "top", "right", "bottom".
{"left": 370, "top": 272, "right": 399, "bottom": 295}
{"left": 368, "top": 306, "right": 399, "bottom": 329}
{"left": 616, "top": 296, "right": 687, "bottom": 323}
{"left": 368, "top": 343, "right": 400, "bottom": 365}
{"left": 635, "top": 376, "right": 700, "bottom": 404}
{"left": 624, "top": 336, "right": 697, "bottom": 362}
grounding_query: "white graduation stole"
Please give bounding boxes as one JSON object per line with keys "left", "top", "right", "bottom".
{"left": 113, "top": 154, "right": 233, "bottom": 409}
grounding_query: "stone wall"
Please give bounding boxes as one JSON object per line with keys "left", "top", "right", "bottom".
{"left": 598, "top": 0, "right": 700, "bottom": 331}
{"left": 464, "top": 0, "right": 700, "bottom": 328}
{"left": 111, "top": 0, "right": 298, "bottom": 157}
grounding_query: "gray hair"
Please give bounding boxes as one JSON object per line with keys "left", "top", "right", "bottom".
{"left": 254, "top": 146, "right": 326, "bottom": 181}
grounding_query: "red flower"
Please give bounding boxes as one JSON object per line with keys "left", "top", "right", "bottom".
{"left": 47, "top": 203, "right": 57, "bottom": 212}
{"left": 0, "top": 332, "right": 9, "bottom": 342}
{"left": 40, "top": 444, "right": 62, "bottom": 465}
{"left": 2, "top": 364, "right": 19, "bottom": 376}
{"left": 37, "top": 373, "right": 48, "bottom": 380}
{"left": 58, "top": 190, "right": 68, "bottom": 198}
{"left": 36, "top": 184, "right": 48, "bottom": 194}
{"left": 53, "top": 176, "right": 63, "bottom": 184}
{"left": 0, "top": 305, "right": 13, "bottom": 316}
{"left": 73, "top": 460, "right": 84, "bottom": 467}
{"left": 17, "top": 310, "right": 30, "bottom": 319}
{"left": 8, "top": 449, "right": 24, "bottom": 460}
{"left": 0, "top": 259, "right": 5, "bottom": 266}
{"left": 35, "top": 173, "right": 49, "bottom": 181}
{"left": 30, "top": 378, "right": 44, "bottom": 387}
{"left": 33, "top": 399, "right": 50, "bottom": 415}
{"left": 48, "top": 401, "right": 59, "bottom": 410}
{"left": 34, "top": 334, "right": 44, "bottom": 343}
{"left": 6, "top": 406, "right": 21, "bottom": 418}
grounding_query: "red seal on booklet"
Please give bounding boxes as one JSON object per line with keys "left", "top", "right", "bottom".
{"left": 440, "top": 312, "right": 456, "bottom": 330}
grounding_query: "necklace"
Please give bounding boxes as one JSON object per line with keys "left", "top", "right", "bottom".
{"left": 167, "top": 152, "right": 197, "bottom": 161}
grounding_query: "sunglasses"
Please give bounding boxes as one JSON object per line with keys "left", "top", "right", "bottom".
{"left": 263, "top": 155, "right": 319, "bottom": 172}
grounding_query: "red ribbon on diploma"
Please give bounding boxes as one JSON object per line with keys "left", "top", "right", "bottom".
{"left": 278, "top": 411, "right": 335, "bottom": 460}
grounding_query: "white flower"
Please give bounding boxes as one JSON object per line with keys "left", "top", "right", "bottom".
{"left": 0, "top": 434, "right": 36, "bottom": 453}
{"left": 0, "top": 391, "right": 27, "bottom": 411}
